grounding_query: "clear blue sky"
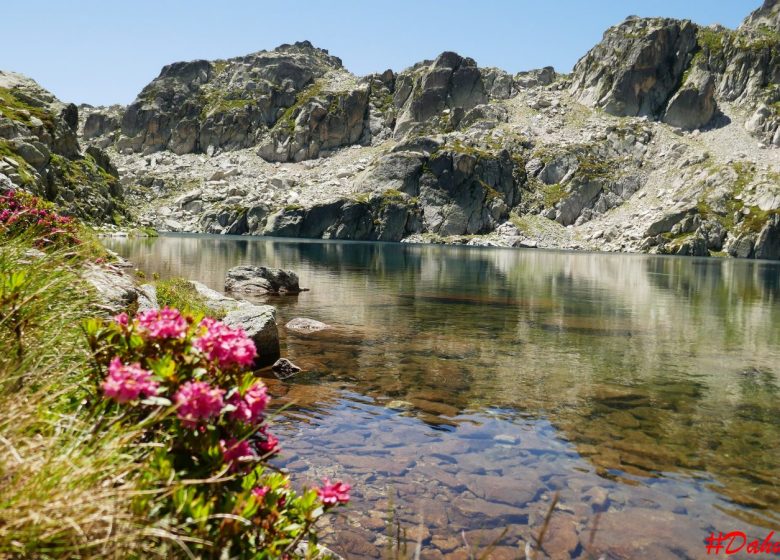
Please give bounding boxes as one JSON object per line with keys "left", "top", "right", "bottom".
{"left": 0, "top": 1, "right": 759, "bottom": 106}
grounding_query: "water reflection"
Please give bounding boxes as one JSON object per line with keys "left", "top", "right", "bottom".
{"left": 106, "top": 234, "right": 780, "bottom": 559}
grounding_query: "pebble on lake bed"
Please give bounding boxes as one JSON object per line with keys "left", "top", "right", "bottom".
{"left": 386, "top": 400, "right": 414, "bottom": 411}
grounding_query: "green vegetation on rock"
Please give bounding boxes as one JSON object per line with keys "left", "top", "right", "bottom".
{"left": 155, "top": 276, "right": 218, "bottom": 318}
{"left": 274, "top": 80, "right": 325, "bottom": 136}
{"left": 0, "top": 87, "right": 55, "bottom": 130}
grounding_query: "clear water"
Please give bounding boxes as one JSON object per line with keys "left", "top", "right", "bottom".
{"left": 105, "top": 233, "right": 780, "bottom": 559}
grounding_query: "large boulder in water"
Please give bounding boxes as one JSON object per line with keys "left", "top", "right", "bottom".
{"left": 225, "top": 265, "right": 301, "bottom": 295}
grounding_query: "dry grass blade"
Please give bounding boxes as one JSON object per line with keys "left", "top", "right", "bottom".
{"left": 528, "top": 492, "right": 560, "bottom": 560}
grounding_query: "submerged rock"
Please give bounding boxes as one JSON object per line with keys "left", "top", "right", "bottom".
{"left": 286, "top": 317, "right": 330, "bottom": 332}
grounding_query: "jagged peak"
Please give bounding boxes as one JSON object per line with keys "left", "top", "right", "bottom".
{"left": 400, "top": 51, "right": 479, "bottom": 75}
{"left": 741, "top": 0, "right": 780, "bottom": 32}
{"left": 604, "top": 15, "right": 693, "bottom": 38}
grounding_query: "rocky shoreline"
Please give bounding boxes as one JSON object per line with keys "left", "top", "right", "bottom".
{"left": 85, "top": 256, "right": 321, "bottom": 371}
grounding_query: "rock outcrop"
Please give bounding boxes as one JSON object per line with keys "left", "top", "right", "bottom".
{"left": 570, "top": 17, "right": 698, "bottom": 119}
{"left": 662, "top": 68, "right": 717, "bottom": 130}
{"left": 0, "top": 71, "right": 124, "bottom": 222}
{"left": 109, "top": 41, "right": 377, "bottom": 162}
{"left": 571, "top": 3, "right": 780, "bottom": 142}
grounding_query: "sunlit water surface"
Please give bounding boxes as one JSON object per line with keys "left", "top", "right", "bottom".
{"left": 105, "top": 234, "right": 780, "bottom": 560}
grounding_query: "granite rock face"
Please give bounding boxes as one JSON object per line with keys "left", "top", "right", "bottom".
{"left": 571, "top": 3, "right": 780, "bottom": 142}
{"left": 570, "top": 17, "right": 698, "bottom": 119}
{"left": 114, "top": 41, "right": 375, "bottom": 162}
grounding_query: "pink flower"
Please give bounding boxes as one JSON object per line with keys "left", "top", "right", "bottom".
{"left": 220, "top": 438, "right": 255, "bottom": 471}
{"left": 113, "top": 312, "right": 129, "bottom": 327}
{"left": 193, "top": 318, "right": 257, "bottom": 368}
{"left": 229, "top": 382, "right": 269, "bottom": 425}
{"left": 101, "top": 357, "right": 158, "bottom": 403}
{"left": 252, "top": 486, "right": 269, "bottom": 500}
{"left": 316, "top": 478, "right": 351, "bottom": 506}
{"left": 136, "top": 307, "right": 188, "bottom": 340}
{"left": 174, "top": 381, "right": 225, "bottom": 427}
{"left": 257, "top": 428, "right": 280, "bottom": 456}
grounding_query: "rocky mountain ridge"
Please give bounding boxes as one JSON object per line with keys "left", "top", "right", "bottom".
{"left": 2, "top": 1, "right": 779, "bottom": 258}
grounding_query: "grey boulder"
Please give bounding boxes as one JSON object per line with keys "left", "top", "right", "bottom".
{"left": 222, "top": 304, "right": 280, "bottom": 368}
{"left": 662, "top": 68, "right": 717, "bottom": 130}
{"left": 225, "top": 265, "right": 301, "bottom": 294}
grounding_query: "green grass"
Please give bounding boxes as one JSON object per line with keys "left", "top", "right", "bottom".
{"left": 697, "top": 27, "right": 727, "bottom": 55}
{"left": 0, "top": 234, "right": 151, "bottom": 557}
{"left": 0, "top": 87, "right": 56, "bottom": 131}
{"left": 541, "top": 182, "right": 566, "bottom": 207}
{"left": 154, "top": 276, "right": 220, "bottom": 318}
{"left": 741, "top": 207, "right": 780, "bottom": 234}
{"left": 0, "top": 140, "right": 37, "bottom": 186}
{"left": 444, "top": 139, "right": 495, "bottom": 160}
{"left": 49, "top": 153, "right": 118, "bottom": 189}
{"left": 509, "top": 212, "right": 533, "bottom": 234}
{"left": 200, "top": 91, "right": 254, "bottom": 119}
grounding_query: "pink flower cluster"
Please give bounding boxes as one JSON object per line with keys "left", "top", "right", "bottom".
{"left": 220, "top": 438, "right": 255, "bottom": 471}
{"left": 257, "top": 428, "right": 280, "bottom": 456}
{"left": 102, "top": 357, "right": 159, "bottom": 403}
{"left": 229, "top": 382, "right": 269, "bottom": 425}
{"left": 0, "top": 189, "right": 78, "bottom": 247}
{"left": 174, "top": 381, "right": 225, "bottom": 427}
{"left": 113, "top": 312, "right": 129, "bottom": 327}
{"left": 193, "top": 317, "right": 257, "bottom": 368}
{"left": 136, "top": 307, "right": 188, "bottom": 339}
{"left": 316, "top": 478, "right": 351, "bottom": 506}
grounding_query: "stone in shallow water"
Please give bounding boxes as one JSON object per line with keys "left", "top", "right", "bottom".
{"left": 586, "top": 508, "right": 701, "bottom": 559}
{"left": 286, "top": 317, "right": 330, "bottom": 332}
{"left": 339, "top": 454, "right": 412, "bottom": 477}
{"left": 386, "top": 400, "right": 414, "bottom": 411}
{"left": 605, "top": 410, "right": 641, "bottom": 429}
{"left": 225, "top": 265, "right": 301, "bottom": 294}
{"left": 463, "top": 473, "right": 539, "bottom": 507}
{"left": 453, "top": 495, "right": 526, "bottom": 518}
{"left": 271, "top": 358, "right": 302, "bottom": 379}
{"left": 541, "top": 514, "right": 580, "bottom": 559}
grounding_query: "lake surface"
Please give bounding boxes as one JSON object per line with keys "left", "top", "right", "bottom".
{"left": 106, "top": 234, "right": 780, "bottom": 560}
